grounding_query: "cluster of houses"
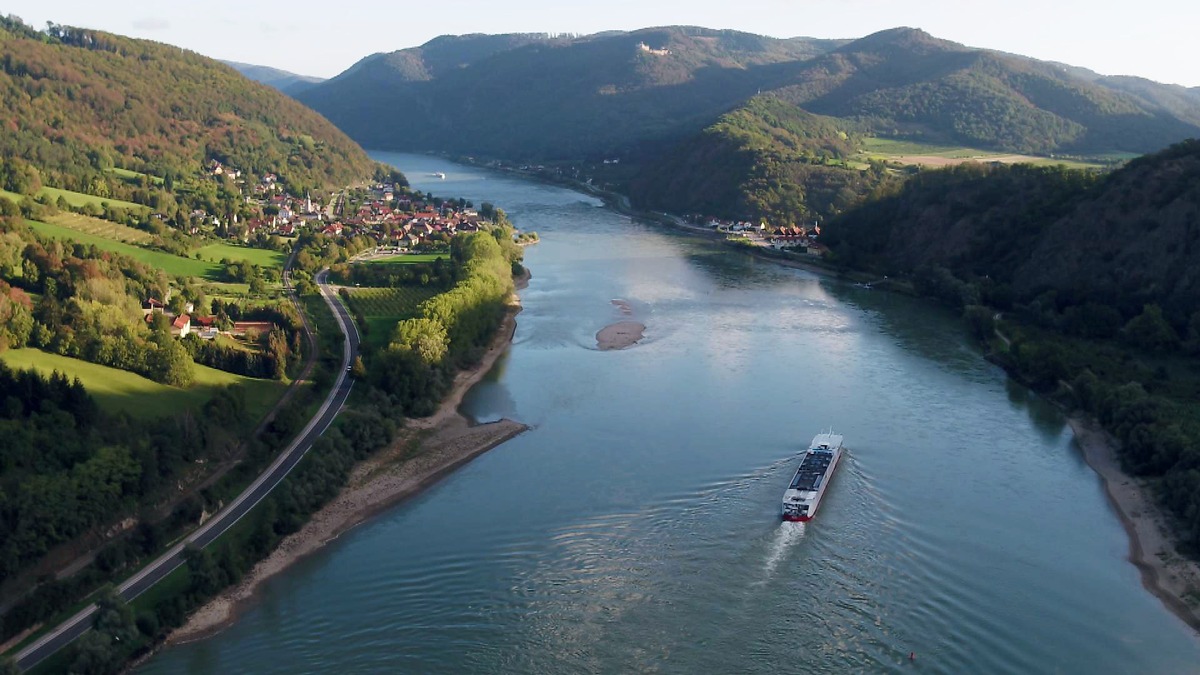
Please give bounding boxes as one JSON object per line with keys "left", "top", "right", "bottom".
{"left": 339, "top": 184, "right": 490, "bottom": 252}
{"left": 142, "top": 298, "right": 274, "bottom": 341}
{"left": 696, "top": 218, "right": 827, "bottom": 255}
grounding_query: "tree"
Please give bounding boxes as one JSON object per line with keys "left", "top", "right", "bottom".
{"left": 1122, "top": 304, "right": 1179, "bottom": 352}
{"left": 148, "top": 332, "right": 195, "bottom": 386}
{"left": 350, "top": 355, "right": 366, "bottom": 380}
{"left": 389, "top": 318, "right": 448, "bottom": 365}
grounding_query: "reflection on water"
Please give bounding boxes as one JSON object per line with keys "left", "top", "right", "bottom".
{"left": 139, "top": 153, "right": 1200, "bottom": 675}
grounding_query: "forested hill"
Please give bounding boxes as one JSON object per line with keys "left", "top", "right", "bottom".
{"left": 769, "top": 28, "right": 1200, "bottom": 155}
{"left": 0, "top": 17, "right": 374, "bottom": 193}
{"left": 222, "top": 60, "right": 326, "bottom": 96}
{"left": 627, "top": 96, "right": 891, "bottom": 224}
{"left": 823, "top": 139, "right": 1200, "bottom": 327}
{"left": 297, "top": 27, "right": 847, "bottom": 158}
{"left": 299, "top": 25, "right": 1200, "bottom": 160}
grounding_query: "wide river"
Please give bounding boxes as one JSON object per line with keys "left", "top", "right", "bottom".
{"left": 142, "top": 153, "right": 1200, "bottom": 674}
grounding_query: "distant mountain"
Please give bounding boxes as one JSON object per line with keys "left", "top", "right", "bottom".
{"left": 223, "top": 60, "right": 326, "bottom": 96}
{"left": 0, "top": 17, "right": 374, "bottom": 191}
{"left": 823, "top": 139, "right": 1200, "bottom": 322}
{"left": 768, "top": 27, "right": 1200, "bottom": 155}
{"left": 300, "top": 25, "right": 1200, "bottom": 161}
{"left": 298, "top": 27, "right": 847, "bottom": 157}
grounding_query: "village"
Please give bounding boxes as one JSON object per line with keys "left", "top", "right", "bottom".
{"left": 205, "top": 160, "right": 492, "bottom": 251}
{"left": 689, "top": 216, "right": 828, "bottom": 256}
{"left": 142, "top": 161, "right": 506, "bottom": 343}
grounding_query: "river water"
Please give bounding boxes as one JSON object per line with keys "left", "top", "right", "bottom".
{"left": 140, "top": 153, "right": 1200, "bottom": 674}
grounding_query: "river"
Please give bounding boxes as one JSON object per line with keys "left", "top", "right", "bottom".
{"left": 140, "top": 153, "right": 1200, "bottom": 674}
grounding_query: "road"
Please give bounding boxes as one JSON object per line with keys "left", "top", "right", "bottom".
{"left": 14, "top": 269, "right": 359, "bottom": 672}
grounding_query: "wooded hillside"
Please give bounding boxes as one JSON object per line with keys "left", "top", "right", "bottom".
{"left": 0, "top": 17, "right": 374, "bottom": 194}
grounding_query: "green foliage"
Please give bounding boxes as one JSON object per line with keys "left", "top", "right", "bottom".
{"left": 0, "top": 18, "right": 374, "bottom": 195}
{"left": 1121, "top": 304, "right": 1179, "bottom": 351}
{"left": 369, "top": 231, "right": 516, "bottom": 416}
{"left": 628, "top": 96, "right": 893, "bottom": 226}
{"left": 390, "top": 317, "right": 449, "bottom": 364}
{"left": 825, "top": 140, "right": 1200, "bottom": 328}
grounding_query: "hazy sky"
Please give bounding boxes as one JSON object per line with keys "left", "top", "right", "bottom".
{"left": 4, "top": 1, "right": 1198, "bottom": 86}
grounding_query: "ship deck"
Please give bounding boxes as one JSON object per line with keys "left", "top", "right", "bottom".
{"left": 788, "top": 450, "right": 834, "bottom": 492}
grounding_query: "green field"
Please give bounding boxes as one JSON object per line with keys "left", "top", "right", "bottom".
{"left": 0, "top": 349, "right": 287, "bottom": 421}
{"left": 26, "top": 219, "right": 223, "bottom": 279}
{"left": 106, "top": 167, "right": 165, "bottom": 185}
{"left": 858, "top": 137, "right": 1109, "bottom": 169}
{"left": 1, "top": 186, "right": 148, "bottom": 212}
{"left": 196, "top": 242, "right": 287, "bottom": 269}
{"left": 345, "top": 286, "right": 439, "bottom": 349}
{"left": 43, "top": 210, "right": 153, "bottom": 244}
{"left": 42, "top": 186, "right": 147, "bottom": 211}
{"left": 360, "top": 253, "right": 448, "bottom": 265}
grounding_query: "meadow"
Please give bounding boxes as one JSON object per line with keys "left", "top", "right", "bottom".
{"left": 196, "top": 242, "right": 287, "bottom": 268}
{"left": 106, "top": 167, "right": 165, "bottom": 185}
{"left": 43, "top": 210, "right": 153, "bottom": 244}
{"left": 25, "top": 219, "right": 223, "bottom": 280}
{"left": 1, "top": 185, "right": 147, "bottom": 212}
{"left": 0, "top": 349, "right": 287, "bottom": 421}
{"left": 858, "top": 137, "right": 1109, "bottom": 169}
{"left": 360, "top": 252, "right": 449, "bottom": 265}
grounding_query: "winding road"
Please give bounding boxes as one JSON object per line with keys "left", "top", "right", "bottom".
{"left": 14, "top": 269, "right": 359, "bottom": 672}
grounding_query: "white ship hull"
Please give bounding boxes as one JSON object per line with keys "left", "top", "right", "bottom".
{"left": 781, "top": 432, "right": 844, "bottom": 522}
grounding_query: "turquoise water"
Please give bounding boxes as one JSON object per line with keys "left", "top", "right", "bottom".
{"left": 140, "top": 154, "right": 1200, "bottom": 674}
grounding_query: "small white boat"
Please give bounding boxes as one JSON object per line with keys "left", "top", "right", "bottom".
{"left": 781, "top": 431, "right": 844, "bottom": 522}
{"left": 430, "top": 172, "right": 446, "bottom": 179}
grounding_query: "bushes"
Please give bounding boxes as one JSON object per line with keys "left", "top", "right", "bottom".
{"left": 370, "top": 232, "right": 516, "bottom": 416}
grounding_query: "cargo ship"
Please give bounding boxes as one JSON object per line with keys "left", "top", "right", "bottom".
{"left": 781, "top": 431, "right": 844, "bottom": 522}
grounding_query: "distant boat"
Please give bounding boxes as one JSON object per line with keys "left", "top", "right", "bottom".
{"left": 781, "top": 431, "right": 844, "bottom": 521}
{"left": 430, "top": 172, "right": 446, "bottom": 179}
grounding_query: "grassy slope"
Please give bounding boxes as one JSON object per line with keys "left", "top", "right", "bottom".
{"left": 859, "top": 137, "right": 1111, "bottom": 169}
{"left": 44, "top": 211, "right": 152, "bottom": 244}
{"left": 0, "top": 349, "right": 286, "bottom": 420}
{"left": 106, "top": 167, "right": 164, "bottom": 185}
{"left": 25, "top": 219, "right": 223, "bottom": 279}
{"left": 0, "top": 186, "right": 146, "bottom": 211}
{"left": 360, "top": 253, "right": 449, "bottom": 265}
{"left": 195, "top": 242, "right": 287, "bottom": 268}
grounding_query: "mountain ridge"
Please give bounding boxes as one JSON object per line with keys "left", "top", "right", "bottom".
{"left": 222, "top": 60, "right": 326, "bottom": 96}
{"left": 298, "top": 25, "right": 1200, "bottom": 160}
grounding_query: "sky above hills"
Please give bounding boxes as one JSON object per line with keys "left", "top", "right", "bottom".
{"left": 6, "top": 0, "right": 1199, "bottom": 87}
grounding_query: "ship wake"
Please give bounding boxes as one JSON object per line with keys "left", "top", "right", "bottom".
{"left": 761, "top": 521, "right": 806, "bottom": 581}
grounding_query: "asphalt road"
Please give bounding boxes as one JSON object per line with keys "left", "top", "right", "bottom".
{"left": 15, "top": 270, "right": 359, "bottom": 671}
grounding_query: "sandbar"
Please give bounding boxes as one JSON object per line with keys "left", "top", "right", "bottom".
{"left": 1069, "top": 416, "right": 1200, "bottom": 634}
{"left": 596, "top": 321, "right": 645, "bottom": 350}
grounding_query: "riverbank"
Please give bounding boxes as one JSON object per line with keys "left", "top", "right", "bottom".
{"left": 452, "top": 156, "right": 894, "bottom": 287}
{"left": 162, "top": 274, "right": 531, "bottom": 645}
{"left": 1069, "top": 416, "right": 1200, "bottom": 633}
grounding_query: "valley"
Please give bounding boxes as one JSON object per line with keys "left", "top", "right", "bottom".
{"left": 1, "top": 9, "right": 1200, "bottom": 674}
